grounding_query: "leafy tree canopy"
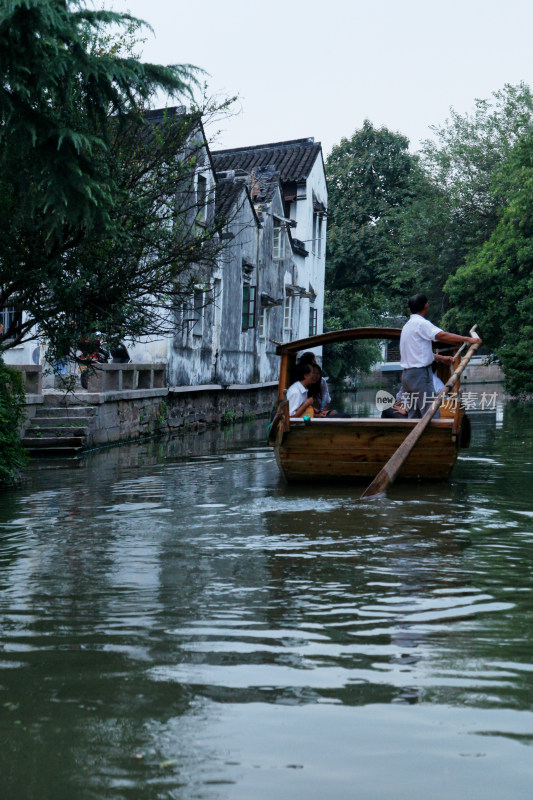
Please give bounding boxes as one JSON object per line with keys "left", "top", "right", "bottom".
{"left": 444, "top": 131, "right": 533, "bottom": 394}
{"left": 0, "top": 2, "right": 236, "bottom": 364}
{"left": 325, "top": 120, "right": 414, "bottom": 293}
{"left": 0, "top": 101, "right": 234, "bottom": 363}
{"left": 324, "top": 83, "right": 533, "bottom": 382}
{"left": 421, "top": 82, "right": 533, "bottom": 246}
{"left": 382, "top": 83, "right": 533, "bottom": 327}
{"left": 322, "top": 289, "right": 382, "bottom": 383}
{"left": 0, "top": 0, "right": 199, "bottom": 238}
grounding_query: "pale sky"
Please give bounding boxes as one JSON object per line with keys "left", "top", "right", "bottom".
{"left": 108, "top": 0, "right": 533, "bottom": 157}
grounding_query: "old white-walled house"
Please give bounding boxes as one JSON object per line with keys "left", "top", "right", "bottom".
{"left": 127, "top": 134, "right": 328, "bottom": 387}
{"left": 2, "top": 127, "right": 328, "bottom": 390}
{"left": 213, "top": 137, "right": 328, "bottom": 349}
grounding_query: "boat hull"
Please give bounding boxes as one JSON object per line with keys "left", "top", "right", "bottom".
{"left": 274, "top": 417, "right": 461, "bottom": 483}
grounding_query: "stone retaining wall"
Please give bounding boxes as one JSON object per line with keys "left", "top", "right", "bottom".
{"left": 461, "top": 363, "right": 505, "bottom": 383}
{"left": 166, "top": 382, "right": 277, "bottom": 431}
{"left": 21, "top": 377, "right": 278, "bottom": 449}
{"left": 76, "top": 382, "right": 277, "bottom": 445}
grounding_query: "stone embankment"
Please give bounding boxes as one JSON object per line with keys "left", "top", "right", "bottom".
{"left": 12, "top": 364, "right": 277, "bottom": 457}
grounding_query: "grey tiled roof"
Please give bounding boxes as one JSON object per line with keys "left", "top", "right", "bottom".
{"left": 142, "top": 106, "right": 186, "bottom": 124}
{"left": 215, "top": 179, "right": 246, "bottom": 222}
{"left": 215, "top": 179, "right": 259, "bottom": 227}
{"left": 250, "top": 165, "right": 280, "bottom": 204}
{"left": 212, "top": 138, "right": 322, "bottom": 183}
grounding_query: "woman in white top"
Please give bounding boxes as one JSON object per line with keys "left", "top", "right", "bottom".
{"left": 286, "top": 364, "right": 315, "bottom": 417}
{"left": 297, "top": 352, "right": 331, "bottom": 411}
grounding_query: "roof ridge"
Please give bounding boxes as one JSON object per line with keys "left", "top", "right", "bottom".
{"left": 213, "top": 137, "right": 318, "bottom": 155}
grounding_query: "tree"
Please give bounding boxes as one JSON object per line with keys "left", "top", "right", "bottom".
{"left": 322, "top": 289, "right": 382, "bottom": 383}
{"left": 376, "top": 83, "right": 533, "bottom": 326}
{"left": 0, "top": 2, "right": 235, "bottom": 363}
{"left": 0, "top": 102, "right": 235, "bottom": 363}
{"left": 325, "top": 120, "right": 414, "bottom": 293}
{"left": 0, "top": 0, "right": 198, "bottom": 239}
{"left": 0, "top": 356, "right": 27, "bottom": 487}
{"left": 421, "top": 82, "right": 533, "bottom": 250}
{"left": 382, "top": 160, "right": 463, "bottom": 324}
{"left": 443, "top": 131, "right": 533, "bottom": 394}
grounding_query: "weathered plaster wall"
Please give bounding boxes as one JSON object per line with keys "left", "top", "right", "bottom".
{"left": 462, "top": 363, "right": 505, "bottom": 383}
{"left": 288, "top": 155, "right": 328, "bottom": 352}
{"left": 215, "top": 189, "right": 261, "bottom": 385}
{"left": 256, "top": 185, "right": 295, "bottom": 378}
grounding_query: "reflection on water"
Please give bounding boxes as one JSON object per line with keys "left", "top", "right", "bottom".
{"left": 1, "top": 403, "right": 533, "bottom": 799}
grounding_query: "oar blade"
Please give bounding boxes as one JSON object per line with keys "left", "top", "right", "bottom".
{"left": 360, "top": 468, "right": 391, "bottom": 499}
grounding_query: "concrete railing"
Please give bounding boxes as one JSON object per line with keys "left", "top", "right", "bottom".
{"left": 8, "top": 364, "right": 42, "bottom": 396}
{"left": 81, "top": 362, "right": 167, "bottom": 393}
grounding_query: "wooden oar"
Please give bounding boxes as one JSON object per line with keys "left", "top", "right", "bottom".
{"left": 360, "top": 326, "right": 481, "bottom": 499}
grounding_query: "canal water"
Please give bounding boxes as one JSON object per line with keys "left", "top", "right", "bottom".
{"left": 1, "top": 390, "right": 532, "bottom": 799}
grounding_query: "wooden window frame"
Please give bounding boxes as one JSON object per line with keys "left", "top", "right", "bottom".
{"left": 196, "top": 173, "right": 208, "bottom": 222}
{"left": 273, "top": 222, "right": 285, "bottom": 260}
{"left": 242, "top": 285, "right": 256, "bottom": 331}
{"left": 283, "top": 293, "right": 292, "bottom": 332}
{"left": 309, "top": 306, "right": 318, "bottom": 337}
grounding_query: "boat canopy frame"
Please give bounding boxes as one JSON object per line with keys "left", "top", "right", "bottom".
{"left": 275, "top": 327, "right": 402, "bottom": 356}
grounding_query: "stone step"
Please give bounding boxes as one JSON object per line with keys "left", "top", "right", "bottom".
{"left": 29, "top": 416, "right": 91, "bottom": 428}
{"left": 34, "top": 406, "right": 96, "bottom": 418}
{"left": 23, "top": 436, "right": 86, "bottom": 449}
{"left": 26, "top": 425, "right": 89, "bottom": 437}
{"left": 25, "top": 446, "right": 85, "bottom": 458}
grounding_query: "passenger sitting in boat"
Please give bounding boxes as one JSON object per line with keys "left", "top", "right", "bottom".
{"left": 432, "top": 361, "right": 445, "bottom": 394}
{"left": 382, "top": 367, "right": 447, "bottom": 419}
{"left": 287, "top": 364, "right": 315, "bottom": 417}
{"left": 308, "top": 363, "right": 329, "bottom": 417}
{"left": 381, "top": 391, "right": 408, "bottom": 418}
{"left": 298, "top": 352, "right": 331, "bottom": 409}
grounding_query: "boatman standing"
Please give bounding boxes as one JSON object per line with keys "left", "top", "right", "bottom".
{"left": 400, "top": 293, "right": 481, "bottom": 418}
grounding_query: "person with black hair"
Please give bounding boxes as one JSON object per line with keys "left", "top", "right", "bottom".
{"left": 286, "top": 363, "right": 315, "bottom": 417}
{"left": 400, "top": 293, "right": 481, "bottom": 418}
{"left": 307, "top": 363, "right": 329, "bottom": 416}
{"left": 298, "top": 351, "right": 331, "bottom": 409}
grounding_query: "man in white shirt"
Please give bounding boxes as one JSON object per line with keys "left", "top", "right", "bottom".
{"left": 400, "top": 293, "right": 481, "bottom": 418}
{"left": 286, "top": 364, "right": 315, "bottom": 417}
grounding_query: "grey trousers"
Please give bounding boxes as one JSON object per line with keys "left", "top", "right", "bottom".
{"left": 401, "top": 365, "right": 440, "bottom": 419}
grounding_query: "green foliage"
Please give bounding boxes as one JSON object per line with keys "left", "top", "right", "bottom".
{"left": 0, "top": 3, "right": 234, "bottom": 364}
{"left": 382, "top": 162, "right": 461, "bottom": 325}
{"left": 326, "top": 120, "right": 414, "bottom": 293}
{"left": 373, "top": 83, "right": 533, "bottom": 326}
{"left": 421, "top": 83, "right": 533, "bottom": 247}
{"left": 0, "top": 0, "right": 199, "bottom": 240}
{"left": 0, "top": 355, "right": 28, "bottom": 487}
{"left": 444, "top": 131, "right": 533, "bottom": 394}
{"left": 322, "top": 290, "right": 382, "bottom": 382}
{"left": 324, "top": 83, "right": 533, "bottom": 389}
{"left": 323, "top": 121, "right": 419, "bottom": 377}
{"left": 221, "top": 408, "right": 237, "bottom": 425}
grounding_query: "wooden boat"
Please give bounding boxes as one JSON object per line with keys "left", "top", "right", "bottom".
{"left": 268, "top": 327, "right": 470, "bottom": 483}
